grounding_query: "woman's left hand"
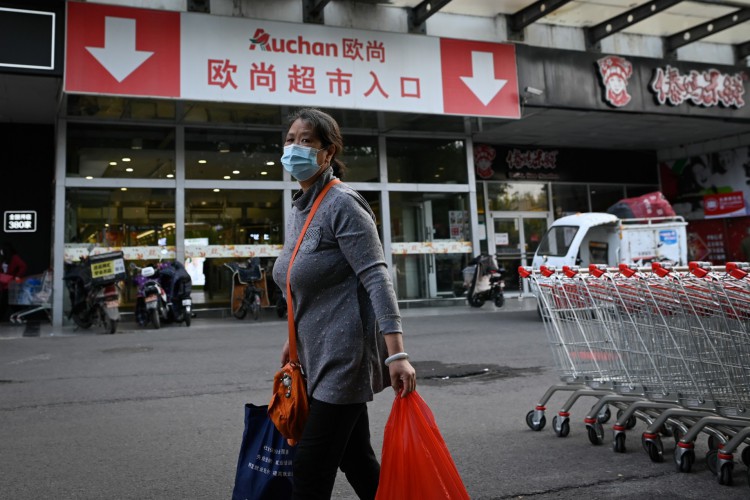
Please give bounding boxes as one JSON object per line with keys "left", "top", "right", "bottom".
{"left": 389, "top": 359, "right": 416, "bottom": 397}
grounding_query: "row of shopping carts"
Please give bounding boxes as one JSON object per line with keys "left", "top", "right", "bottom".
{"left": 520, "top": 261, "right": 750, "bottom": 488}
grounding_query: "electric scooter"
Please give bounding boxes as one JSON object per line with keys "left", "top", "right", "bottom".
{"left": 463, "top": 253, "right": 506, "bottom": 308}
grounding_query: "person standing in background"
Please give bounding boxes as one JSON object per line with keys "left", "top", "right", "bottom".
{"left": 0, "top": 241, "right": 28, "bottom": 321}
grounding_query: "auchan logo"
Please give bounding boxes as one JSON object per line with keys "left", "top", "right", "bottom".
{"left": 249, "top": 28, "right": 338, "bottom": 57}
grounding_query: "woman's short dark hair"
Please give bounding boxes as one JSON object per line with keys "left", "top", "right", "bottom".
{"left": 287, "top": 108, "right": 348, "bottom": 180}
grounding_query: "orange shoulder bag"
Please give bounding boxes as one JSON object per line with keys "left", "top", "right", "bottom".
{"left": 268, "top": 178, "right": 340, "bottom": 445}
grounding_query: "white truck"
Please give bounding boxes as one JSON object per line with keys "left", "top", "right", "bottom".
{"left": 532, "top": 212, "right": 688, "bottom": 269}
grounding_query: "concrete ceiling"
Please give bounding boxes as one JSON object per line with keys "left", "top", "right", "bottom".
{"left": 381, "top": 0, "right": 750, "bottom": 44}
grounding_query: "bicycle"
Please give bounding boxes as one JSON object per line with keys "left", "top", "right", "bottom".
{"left": 224, "top": 259, "right": 263, "bottom": 320}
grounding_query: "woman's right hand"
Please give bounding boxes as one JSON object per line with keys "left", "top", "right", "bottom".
{"left": 280, "top": 339, "right": 290, "bottom": 367}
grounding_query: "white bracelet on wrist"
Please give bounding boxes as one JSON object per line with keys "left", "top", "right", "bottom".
{"left": 385, "top": 352, "right": 409, "bottom": 366}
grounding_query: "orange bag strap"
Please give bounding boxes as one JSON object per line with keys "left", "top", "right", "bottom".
{"left": 286, "top": 178, "right": 341, "bottom": 363}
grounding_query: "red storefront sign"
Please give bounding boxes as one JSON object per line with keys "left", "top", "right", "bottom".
{"left": 703, "top": 191, "right": 746, "bottom": 219}
{"left": 65, "top": 2, "right": 520, "bottom": 118}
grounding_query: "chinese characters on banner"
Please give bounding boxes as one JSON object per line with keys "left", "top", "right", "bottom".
{"left": 65, "top": 3, "right": 520, "bottom": 118}
{"left": 179, "top": 14, "right": 518, "bottom": 116}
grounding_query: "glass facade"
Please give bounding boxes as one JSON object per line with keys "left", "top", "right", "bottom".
{"left": 67, "top": 123, "right": 176, "bottom": 179}
{"left": 58, "top": 97, "right": 659, "bottom": 325}
{"left": 65, "top": 188, "right": 176, "bottom": 247}
{"left": 185, "top": 129, "right": 283, "bottom": 181}
{"left": 60, "top": 99, "right": 476, "bottom": 320}
{"left": 184, "top": 189, "right": 283, "bottom": 245}
{"left": 386, "top": 138, "right": 468, "bottom": 184}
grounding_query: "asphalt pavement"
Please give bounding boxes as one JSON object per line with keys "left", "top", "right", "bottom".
{"left": 1, "top": 297, "right": 748, "bottom": 499}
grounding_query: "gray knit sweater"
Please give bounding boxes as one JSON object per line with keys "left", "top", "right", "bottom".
{"left": 272, "top": 168, "right": 402, "bottom": 405}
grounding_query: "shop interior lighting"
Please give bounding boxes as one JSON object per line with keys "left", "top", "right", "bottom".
{"left": 218, "top": 142, "right": 231, "bottom": 153}
{"left": 131, "top": 138, "right": 143, "bottom": 150}
{"left": 232, "top": 170, "right": 240, "bottom": 174}
{"left": 260, "top": 171, "right": 268, "bottom": 176}
{"left": 198, "top": 159, "right": 207, "bottom": 164}
{"left": 85, "top": 176, "right": 93, "bottom": 180}
{"left": 167, "top": 174, "right": 174, "bottom": 178}
{"left": 109, "top": 161, "right": 117, "bottom": 166}
{"left": 213, "top": 188, "right": 220, "bottom": 192}
{"left": 122, "top": 157, "right": 131, "bottom": 162}
{"left": 223, "top": 175, "right": 231, "bottom": 179}
{"left": 125, "top": 167, "right": 134, "bottom": 172}
{"left": 120, "top": 187, "right": 128, "bottom": 191}
{"left": 266, "top": 161, "right": 275, "bottom": 166}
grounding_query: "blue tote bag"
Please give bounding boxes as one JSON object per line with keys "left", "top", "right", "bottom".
{"left": 232, "top": 404, "right": 296, "bottom": 500}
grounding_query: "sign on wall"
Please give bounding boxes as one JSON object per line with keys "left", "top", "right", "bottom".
{"left": 659, "top": 146, "right": 750, "bottom": 220}
{"left": 0, "top": 6, "right": 57, "bottom": 72}
{"left": 64, "top": 2, "right": 520, "bottom": 119}
{"left": 4, "top": 210, "right": 37, "bottom": 233}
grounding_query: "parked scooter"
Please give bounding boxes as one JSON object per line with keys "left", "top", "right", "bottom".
{"left": 224, "top": 258, "right": 263, "bottom": 320}
{"left": 63, "top": 249, "right": 125, "bottom": 334}
{"left": 131, "top": 261, "right": 192, "bottom": 329}
{"left": 157, "top": 261, "right": 193, "bottom": 326}
{"left": 131, "top": 263, "right": 169, "bottom": 329}
{"left": 463, "top": 253, "right": 505, "bottom": 308}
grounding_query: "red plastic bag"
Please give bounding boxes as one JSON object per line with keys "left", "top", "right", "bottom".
{"left": 376, "top": 391, "right": 470, "bottom": 500}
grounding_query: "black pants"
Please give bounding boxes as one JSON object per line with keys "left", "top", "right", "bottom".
{"left": 292, "top": 398, "right": 379, "bottom": 500}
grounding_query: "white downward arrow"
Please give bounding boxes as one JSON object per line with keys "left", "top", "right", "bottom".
{"left": 460, "top": 51, "right": 507, "bottom": 106}
{"left": 86, "top": 17, "right": 154, "bottom": 83}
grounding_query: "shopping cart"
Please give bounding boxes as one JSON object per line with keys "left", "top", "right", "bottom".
{"left": 521, "top": 264, "right": 630, "bottom": 438}
{"left": 7, "top": 269, "right": 53, "bottom": 324}
{"left": 521, "top": 261, "right": 750, "bottom": 489}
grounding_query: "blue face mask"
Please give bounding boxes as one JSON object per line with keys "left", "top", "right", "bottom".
{"left": 280, "top": 144, "right": 322, "bottom": 181}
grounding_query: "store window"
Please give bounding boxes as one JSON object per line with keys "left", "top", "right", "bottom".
{"left": 67, "top": 124, "right": 176, "bottom": 179}
{"left": 590, "top": 184, "right": 625, "bottom": 212}
{"left": 185, "top": 128, "right": 283, "bottom": 181}
{"left": 487, "top": 182, "right": 548, "bottom": 211}
{"left": 185, "top": 189, "right": 283, "bottom": 245}
{"left": 67, "top": 95, "right": 176, "bottom": 121}
{"left": 386, "top": 138, "right": 467, "bottom": 184}
{"left": 65, "top": 188, "right": 176, "bottom": 247}
{"left": 324, "top": 108, "right": 379, "bottom": 129}
{"left": 553, "top": 184, "right": 589, "bottom": 217}
{"left": 341, "top": 135, "right": 379, "bottom": 182}
{"left": 182, "top": 101, "right": 282, "bottom": 126}
{"left": 389, "top": 192, "right": 471, "bottom": 300}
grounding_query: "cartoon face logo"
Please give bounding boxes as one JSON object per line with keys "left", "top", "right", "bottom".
{"left": 474, "top": 144, "right": 497, "bottom": 179}
{"left": 597, "top": 56, "right": 634, "bottom": 108}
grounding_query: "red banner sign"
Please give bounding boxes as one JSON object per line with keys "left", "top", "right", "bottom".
{"left": 703, "top": 191, "right": 746, "bottom": 219}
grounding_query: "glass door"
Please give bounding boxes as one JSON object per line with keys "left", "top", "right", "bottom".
{"left": 398, "top": 201, "right": 437, "bottom": 299}
{"left": 489, "top": 215, "right": 548, "bottom": 293}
